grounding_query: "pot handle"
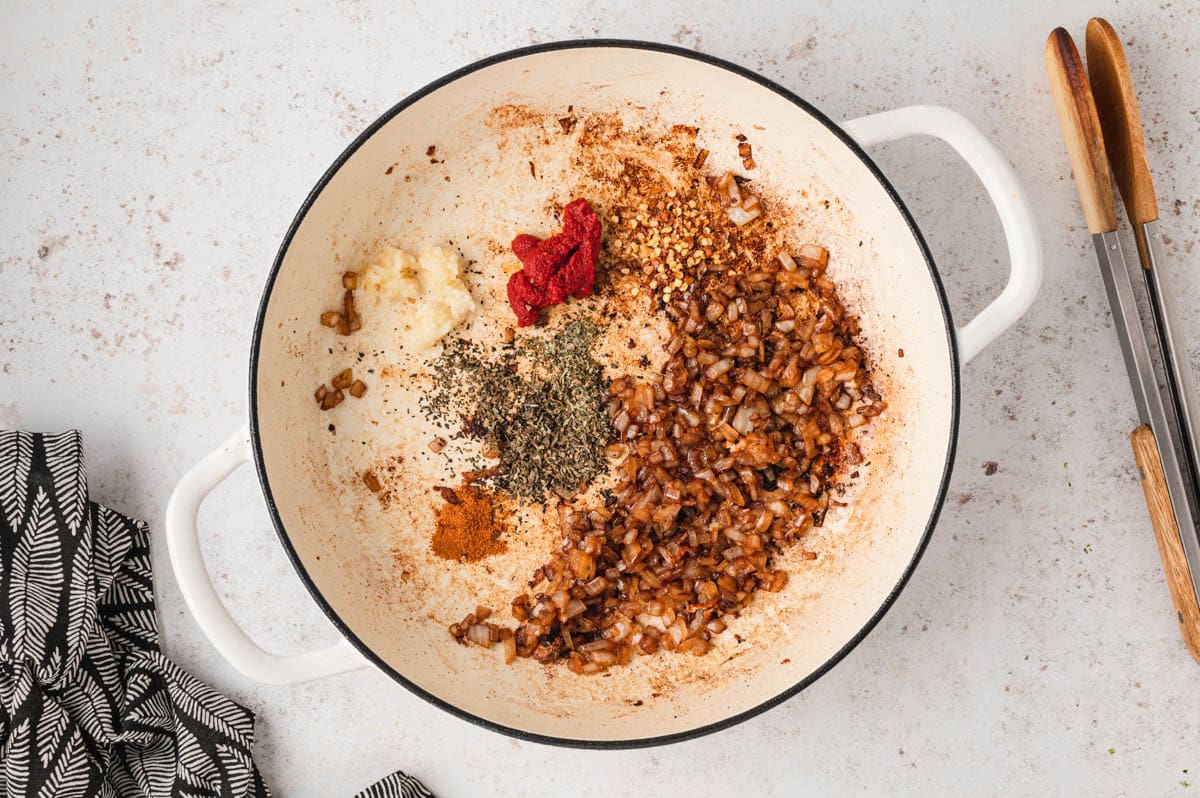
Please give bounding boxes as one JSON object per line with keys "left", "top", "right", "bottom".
{"left": 165, "top": 424, "right": 370, "bottom": 684}
{"left": 841, "top": 105, "right": 1042, "bottom": 364}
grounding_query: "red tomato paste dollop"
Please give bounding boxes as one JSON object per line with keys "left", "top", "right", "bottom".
{"left": 506, "top": 198, "right": 601, "bottom": 326}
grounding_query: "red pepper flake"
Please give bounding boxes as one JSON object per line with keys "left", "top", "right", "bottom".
{"left": 505, "top": 198, "right": 601, "bottom": 326}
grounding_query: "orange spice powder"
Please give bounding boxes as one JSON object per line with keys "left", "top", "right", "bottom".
{"left": 430, "top": 486, "right": 507, "bottom": 562}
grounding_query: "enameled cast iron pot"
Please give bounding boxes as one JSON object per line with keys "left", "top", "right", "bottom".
{"left": 166, "top": 41, "right": 1041, "bottom": 748}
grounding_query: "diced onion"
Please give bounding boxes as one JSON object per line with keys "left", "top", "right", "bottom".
{"left": 466, "top": 624, "right": 492, "bottom": 647}
{"left": 725, "top": 205, "right": 761, "bottom": 226}
{"left": 446, "top": 226, "right": 877, "bottom": 673}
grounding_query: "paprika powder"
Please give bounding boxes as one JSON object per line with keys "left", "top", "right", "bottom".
{"left": 430, "top": 485, "right": 507, "bottom": 562}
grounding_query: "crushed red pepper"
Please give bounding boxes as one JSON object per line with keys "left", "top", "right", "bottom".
{"left": 505, "top": 198, "right": 601, "bottom": 326}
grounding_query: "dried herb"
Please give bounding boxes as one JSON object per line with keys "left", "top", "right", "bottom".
{"left": 425, "top": 318, "right": 610, "bottom": 501}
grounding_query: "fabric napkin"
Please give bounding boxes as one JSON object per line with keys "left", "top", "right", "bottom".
{"left": 0, "top": 431, "right": 433, "bottom": 798}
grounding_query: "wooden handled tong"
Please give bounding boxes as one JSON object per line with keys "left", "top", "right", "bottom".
{"left": 1046, "top": 19, "right": 1200, "bottom": 663}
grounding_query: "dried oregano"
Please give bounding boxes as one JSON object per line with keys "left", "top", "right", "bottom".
{"left": 425, "top": 318, "right": 610, "bottom": 501}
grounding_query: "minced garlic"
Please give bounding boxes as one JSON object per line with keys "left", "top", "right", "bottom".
{"left": 359, "top": 245, "right": 474, "bottom": 351}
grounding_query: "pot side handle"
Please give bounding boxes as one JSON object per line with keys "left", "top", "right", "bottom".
{"left": 841, "top": 105, "right": 1042, "bottom": 364}
{"left": 165, "top": 424, "right": 370, "bottom": 684}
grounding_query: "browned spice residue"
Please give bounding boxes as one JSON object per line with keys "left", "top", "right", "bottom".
{"left": 431, "top": 485, "right": 507, "bottom": 562}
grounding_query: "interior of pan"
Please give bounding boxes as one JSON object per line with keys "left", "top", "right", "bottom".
{"left": 250, "top": 42, "right": 957, "bottom": 745}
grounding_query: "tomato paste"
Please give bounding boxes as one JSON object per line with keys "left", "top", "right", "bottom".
{"left": 506, "top": 198, "right": 601, "bottom": 326}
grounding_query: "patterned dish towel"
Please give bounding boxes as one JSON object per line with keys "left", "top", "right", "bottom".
{"left": 0, "top": 431, "right": 433, "bottom": 798}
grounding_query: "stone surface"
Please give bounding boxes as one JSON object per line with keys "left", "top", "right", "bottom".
{"left": 2, "top": 1, "right": 1199, "bottom": 795}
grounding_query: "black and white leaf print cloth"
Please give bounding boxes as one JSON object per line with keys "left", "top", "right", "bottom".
{"left": 0, "top": 430, "right": 269, "bottom": 797}
{"left": 0, "top": 431, "right": 434, "bottom": 798}
{"left": 354, "top": 772, "right": 436, "bottom": 798}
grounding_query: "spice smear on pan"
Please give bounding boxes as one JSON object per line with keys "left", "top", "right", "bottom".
{"left": 425, "top": 318, "right": 610, "bottom": 501}
{"left": 430, "top": 485, "right": 507, "bottom": 562}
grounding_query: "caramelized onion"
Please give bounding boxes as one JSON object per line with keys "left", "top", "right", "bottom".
{"left": 454, "top": 236, "right": 880, "bottom": 672}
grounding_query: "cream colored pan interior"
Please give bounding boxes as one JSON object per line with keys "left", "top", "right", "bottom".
{"left": 251, "top": 44, "right": 955, "bottom": 744}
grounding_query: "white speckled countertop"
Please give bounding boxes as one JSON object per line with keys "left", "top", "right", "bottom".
{"left": 3, "top": 1, "right": 1199, "bottom": 795}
